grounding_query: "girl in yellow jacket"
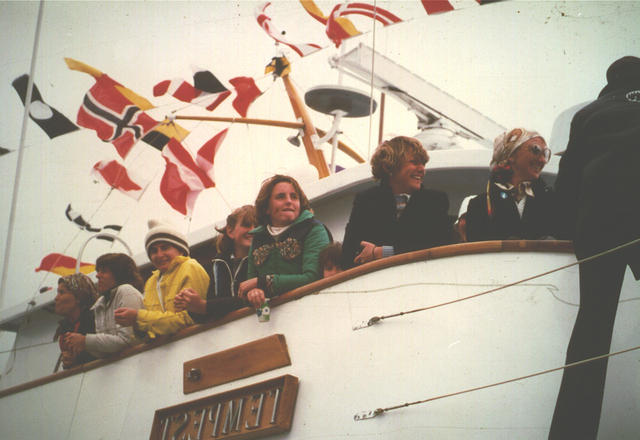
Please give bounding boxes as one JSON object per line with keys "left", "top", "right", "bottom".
{"left": 115, "top": 220, "right": 209, "bottom": 338}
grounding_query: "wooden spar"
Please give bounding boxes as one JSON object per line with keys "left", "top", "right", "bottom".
{"left": 174, "top": 115, "right": 304, "bottom": 130}
{"left": 176, "top": 60, "right": 364, "bottom": 172}
{"left": 378, "top": 92, "right": 385, "bottom": 145}
{"left": 173, "top": 116, "right": 365, "bottom": 164}
{"left": 281, "top": 74, "right": 330, "bottom": 178}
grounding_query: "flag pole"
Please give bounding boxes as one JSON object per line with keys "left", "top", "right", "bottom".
{"left": 174, "top": 115, "right": 365, "bottom": 164}
{"left": 0, "top": 0, "right": 45, "bottom": 310}
{"left": 174, "top": 115, "right": 305, "bottom": 130}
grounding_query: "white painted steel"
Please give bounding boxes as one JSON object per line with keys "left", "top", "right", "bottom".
{"left": 1, "top": 251, "right": 638, "bottom": 439}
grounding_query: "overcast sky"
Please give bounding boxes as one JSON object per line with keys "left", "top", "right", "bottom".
{"left": 1, "top": 0, "right": 639, "bottom": 359}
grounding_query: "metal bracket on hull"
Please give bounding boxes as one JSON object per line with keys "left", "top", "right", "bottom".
{"left": 352, "top": 316, "right": 381, "bottom": 330}
{"left": 353, "top": 408, "right": 383, "bottom": 421}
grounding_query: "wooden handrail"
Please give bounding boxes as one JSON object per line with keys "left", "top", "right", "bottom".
{"left": 0, "top": 240, "right": 573, "bottom": 398}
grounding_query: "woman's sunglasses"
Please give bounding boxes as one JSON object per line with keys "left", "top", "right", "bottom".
{"left": 529, "top": 144, "right": 551, "bottom": 161}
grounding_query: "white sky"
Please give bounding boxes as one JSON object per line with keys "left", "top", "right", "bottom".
{"left": 0, "top": 0, "right": 639, "bottom": 356}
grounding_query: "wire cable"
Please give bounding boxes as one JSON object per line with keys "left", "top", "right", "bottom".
{"left": 354, "top": 237, "right": 640, "bottom": 330}
{"left": 355, "top": 344, "right": 640, "bottom": 420}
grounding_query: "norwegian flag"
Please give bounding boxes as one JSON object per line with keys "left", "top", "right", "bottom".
{"left": 91, "top": 160, "right": 148, "bottom": 200}
{"left": 77, "top": 75, "right": 158, "bottom": 159}
{"left": 160, "top": 138, "right": 217, "bottom": 216}
{"left": 255, "top": 2, "right": 322, "bottom": 57}
{"left": 153, "top": 68, "right": 231, "bottom": 112}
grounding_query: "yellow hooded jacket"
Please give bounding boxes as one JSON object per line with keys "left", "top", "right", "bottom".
{"left": 137, "top": 256, "right": 209, "bottom": 338}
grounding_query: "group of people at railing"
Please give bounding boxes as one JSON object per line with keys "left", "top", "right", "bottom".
{"left": 52, "top": 127, "right": 560, "bottom": 370}
{"left": 48, "top": 55, "right": 639, "bottom": 439}
{"left": 54, "top": 174, "right": 332, "bottom": 369}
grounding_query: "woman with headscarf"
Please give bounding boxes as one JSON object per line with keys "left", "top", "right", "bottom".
{"left": 464, "top": 128, "right": 556, "bottom": 241}
{"left": 65, "top": 253, "right": 144, "bottom": 358}
{"left": 238, "top": 175, "right": 331, "bottom": 309}
{"left": 53, "top": 273, "right": 98, "bottom": 369}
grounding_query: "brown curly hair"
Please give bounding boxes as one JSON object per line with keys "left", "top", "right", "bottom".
{"left": 254, "top": 175, "right": 310, "bottom": 226}
{"left": 57, "top": 273, "right": 98, "bottom": 309}
{"left": 214, "top": 205, "right": 257, "bottom": 256}
{"left": 370, "top": 136, "right": 429, "bottom": 181}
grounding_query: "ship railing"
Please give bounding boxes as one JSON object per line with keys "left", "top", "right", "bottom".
{"left": 0, "top": 239, "right": 573, "bottom": 399}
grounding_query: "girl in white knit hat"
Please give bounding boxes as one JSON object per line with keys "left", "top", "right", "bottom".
{"left": 114, "top": 220, "right": 209, "bottom": 338}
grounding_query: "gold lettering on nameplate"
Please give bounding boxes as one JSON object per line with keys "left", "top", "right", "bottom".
{"left": 150, "top": 375, "right": 298, "bottom": 440}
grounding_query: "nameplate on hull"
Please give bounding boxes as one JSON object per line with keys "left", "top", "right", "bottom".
{"left": 150, "top": 374, "right": 298, "bottom": 440}
{"left": 183, "top": 334, "right": 291, "bottom": 394}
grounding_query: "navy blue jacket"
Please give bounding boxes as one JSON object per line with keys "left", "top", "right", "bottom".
{"left": 465, "top": 179, "right": 557, "bottom": 242}
{"left": 341, "top": 182, "right": 451, "bottom": 269}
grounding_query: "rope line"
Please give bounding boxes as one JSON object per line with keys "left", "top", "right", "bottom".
{"left": 355, "top": 237, "right": 640, "bottom": 329}
{"left": 326, "top": 281, "right": 557, "bottom": 294}
{"left": 356, "top": 344, "right": 640, "bottom": 420}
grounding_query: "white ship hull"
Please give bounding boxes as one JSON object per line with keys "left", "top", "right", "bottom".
{"left": 1, "top": 241, "right": 639, "bottom": 439}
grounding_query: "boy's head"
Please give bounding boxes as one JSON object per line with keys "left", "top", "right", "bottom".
{"left": 319, "top": 242, "right": 343, "bottom": 278}
{"left": 145, "top": 220, "right": 189, "bottom": 272}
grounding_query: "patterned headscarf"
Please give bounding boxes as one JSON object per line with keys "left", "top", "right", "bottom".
{"left": 58, "top": 273, "right": 98, "bottom": 309}
{"left": 491, "top": 128, "right": 542, "bottom": 168}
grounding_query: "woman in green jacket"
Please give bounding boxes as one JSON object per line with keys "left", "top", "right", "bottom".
{"left": 239, "top": 175, "right": 330, "bottom": 308}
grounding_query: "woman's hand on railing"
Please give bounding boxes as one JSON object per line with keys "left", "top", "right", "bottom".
{"left": 238, "top": 277, "right": 258, "bottom": 299}
{"left": 246, "top": 288, "right": 266, "bottom": 308}
{"left": 64, "top": 332, "right": 86, "bottom": 354}
{"left": 354, "top": 241, "right": 382, "bottom": 265}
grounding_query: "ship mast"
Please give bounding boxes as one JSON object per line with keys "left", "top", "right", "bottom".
{"left": 175, "top": 56, "right": 368, "bottom": 178}
{"left": 0, "top": 0, "right": 45, "bottom": 309}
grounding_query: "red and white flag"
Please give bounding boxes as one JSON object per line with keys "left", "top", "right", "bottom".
{"left": 153, "top": 68, "right": 231, "bottom": 112}
{"left": 255, "top": 2, "right": 322, "bottom": 57}
{"left": 160, "top": 138, "right": 217, "bottom": 216}
{"left": 330, "top": 2, "right": 402, "bottom": 27}
{"left": 420, "top": 0, "right": 496, "bottom": 15}
{"left": 196, "top": 128, "right": 228, "bottom": 177}
{"left": 91, "top": 160, "right": 148, "bottom": 200}
{"left": 229, "top": 77, "right": 262, "bottom": 117}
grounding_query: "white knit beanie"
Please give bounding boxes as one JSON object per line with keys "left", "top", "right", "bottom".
{"left": 144, "top": 219, "right": 189, "bottom": 257}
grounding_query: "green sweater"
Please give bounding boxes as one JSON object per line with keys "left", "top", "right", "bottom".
{"left": 248, "top": 210, "right": 330, "bottom": 297}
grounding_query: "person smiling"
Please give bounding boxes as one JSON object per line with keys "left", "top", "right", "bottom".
{"left": 175, "top": 205, "right": 256, "bottom": 320}
{"left": 464, "top": 128, "right": 556, "bottom": 241}
{"left": 65, "top": 253, "right": 144, "bottom": 358}
{"left": 341, "top": 136, "right": 451, "bottom": 269}
{"left": 114, "top": 220, "right": 209, "bottom": 338}
{"left": 238, "top": 175, "right": 330, "bottom": 309}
